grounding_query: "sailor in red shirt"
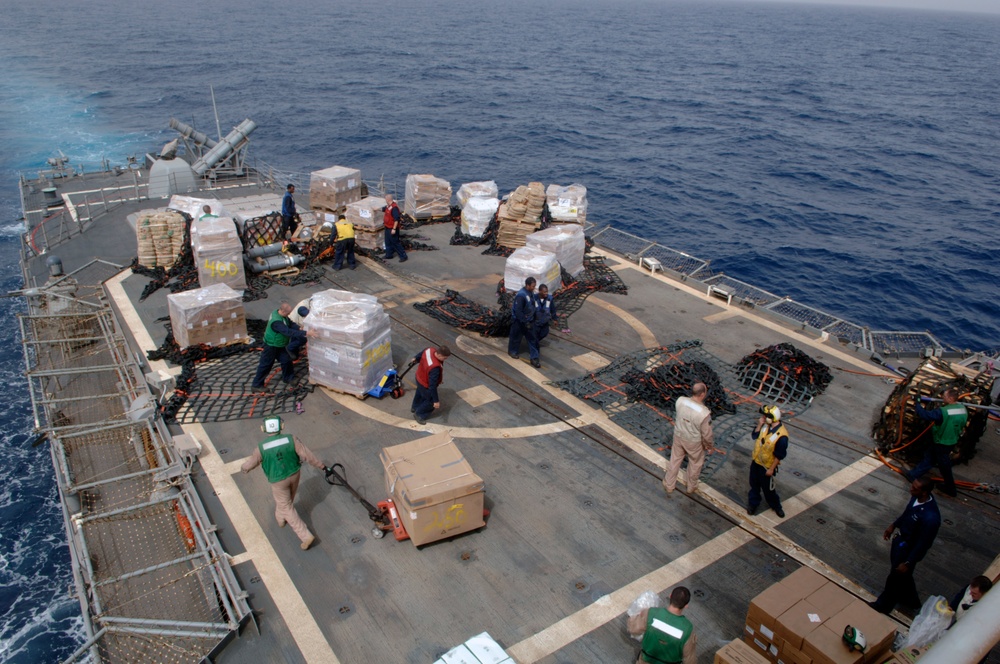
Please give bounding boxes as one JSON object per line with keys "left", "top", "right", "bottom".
{"left": 410, "top": 345, "right": 451, "bottom": 425}
{"left": 382, "top": 194, "right": 408, "bottom": 262}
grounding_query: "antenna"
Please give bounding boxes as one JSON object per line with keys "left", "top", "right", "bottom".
{"left": 210, "top": 85, "right": 223, "bottom": 142}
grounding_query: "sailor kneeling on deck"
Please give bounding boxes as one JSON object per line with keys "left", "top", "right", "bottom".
{"left": 410, "top": 345, "right": 451, "bottom": 425}
{"left": 242, "top": 416, "right": 328, "bottom": 550}
{"left": 627, "top": 586, "right": 697, "bottom": 664}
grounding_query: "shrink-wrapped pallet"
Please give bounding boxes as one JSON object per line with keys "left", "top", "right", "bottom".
{"left": 460, "top": 197, "right": 500, "bottom": 238}
{"left": 310, "top": 166, "right": 362, "bottom": 212}
{"left": 167, "top": 283, "right": 247, "bottom": 348}
{"left": 191, "top": 216, "right": 246, "bottom": 292}
{"left": 168, "top": 195, "right": 229, "bottom": 221}
{"left": 345, "top": 196, "right": 387, "bottom": 232}
{"left": 135, "top": 209, "right": 187, "bottom": 269}
{"left": 504, "top": 247, "right": 562, "bottom": 293}
{"left": 545, "top": 183, "right": 588, "bottom": 223}
{"left": 526, "top": 224, "right": 586, "bottom": 277}
{"left": 456, "top": 180, "right": 499, "bottom": 208}
{"left": 404, "top": 174, "right": 452, "bottom": 219}
{"left": 304, "top": 289, "right": 393, "bottom": 396}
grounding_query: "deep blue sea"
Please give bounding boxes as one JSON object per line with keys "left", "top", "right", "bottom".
{"left": 1, "top": 0, "right": 999, "bottom": 660}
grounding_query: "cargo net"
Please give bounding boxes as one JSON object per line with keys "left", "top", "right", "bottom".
{"left": 735, "top": 343, "right": 833, "bottom": 401}
{"left": 873, "top": 357, "right": 994, "bottom": 471}
{"left": 554, "top": 341, "right": 815, "bottom": 479}
{"left": 147, "top": 318, "right": 311, "bottom": 424}
{"left": 414, "top": 256, "right": 628, "bottom": 336}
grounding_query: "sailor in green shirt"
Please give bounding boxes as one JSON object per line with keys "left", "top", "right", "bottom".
{"left": 906, "top": 388, "right": 968, "bottom": 497}
{"left": 627, "top": 586, "right": 697, "bottom": 664}
{"left": 241, "top": 416, "right": 328, "bottom": 550}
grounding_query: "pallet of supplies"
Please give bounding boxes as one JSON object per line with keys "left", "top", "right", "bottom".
{"left": 545, "top": 183, "right": 588, "bottom": 224}
{"left": 380, "top": 432, "right": 485, "bottom": 547}
{"left": 461, "top": 197, "right": 500, "bottom": 238}
{"left": 304, "top": 289, "right": 392, "bottom": 396}
{"left": 526, "top": 224, "right": 586, "bottom": 277}
{"left": 167, "top": 283, "right": 247, "bottom": 348}
{"left": 191, "top": 216, "right": 246, "bottom": 292}
{"left": 135, "top": 209, "right": 187, "bottom": 269}
{"left": 310, "top": 165, "right": 362, "bottom": 212}
{"left": 715, "top": 638, "right": 769, "bottom": 664}
{"left": 345, "top": 196, "right": 387, "bottom": 251}
{"left": 434, "top": 631, "right": 512, "bottom": 664}
{"left": 404, "top": 174, "right": 452, "bottom": 219}
{"left": 168, "top": 194, "right": 229, "bottom": 221}
{"left": 456, "top": 180, "right": 499, "bottom": 208}
{"left": 496, "top": 182, "right": 545, "bottom": 248}
{"left": 504, "top": 246, "right": 561, "bottom": 293}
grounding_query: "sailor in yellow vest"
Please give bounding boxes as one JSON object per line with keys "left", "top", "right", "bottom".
{"left": 332, "top": 214, "right": 357, "bottom": 270}
{"left": 748, "top": 404, "right": 788, "bottom": 518}
{"left": 241, "top": 416, "right": 328, "bottom": 550}
{"left": 627, "top": 586, "right": 697, "bottom": 664}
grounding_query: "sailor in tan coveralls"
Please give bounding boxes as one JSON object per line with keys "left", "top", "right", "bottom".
{"left": 241, "top": 416, "right": 327, "bottom": 550}
{"left": 662, "top": 383, "right": 723, "bottom": 495}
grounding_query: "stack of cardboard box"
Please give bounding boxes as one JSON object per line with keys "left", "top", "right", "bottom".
{"left": 525, "top": 224, "right": 586, "bottom": 277}
{"left": 135, "top": 209, "right": 187, "bottom": 269}
{"left": 404, "top": 174, "right": 452, "bottom": 219}
{"left": 496, "top": 182, "right": 546, "bottom": 248}
{"left": 456, "top": 180, "right": 499, "bottom": 208}
{"left": 717, "top": 638, "right": 771, "bottom": 664}
{"left": 167, "top": 283, "right": 247, "bottom": 348}
{"left": 309, "top": 166, "right": 362, "bottom": 213}
{"left": 744, "top": 568, "right": 897, "bottom": 664}
{"left": 545, "top": 183, "right": 588, "bottom": 224}
{"left": 434, "top": 631, "right": 511, "bottom": 664}
{"left": 190, "top": 216, "right": 245, "bottom": 293}
{"left": 461, "top": 197, "right": 500, "bottom": 238}
{"left": 504, "top": 246, "right": 562, "bottom": 293}
{"left": 380, "top": 432, "right": 486, "bottom": 547}
{"left": 344, "top": 196, "right": 387, "bottom": 251}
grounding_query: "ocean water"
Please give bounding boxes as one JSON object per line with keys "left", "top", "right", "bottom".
{"left": 1, "top": 0, "right": 999, "bottom": 660}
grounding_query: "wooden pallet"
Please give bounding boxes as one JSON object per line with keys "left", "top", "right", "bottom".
{"left": 263, "top": 266, "right": 300, "bottom": 279}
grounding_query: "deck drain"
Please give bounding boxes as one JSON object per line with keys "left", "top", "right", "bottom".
{"left": 218, "top": 448, "right": 230, "bottom": 455}
{"left": 460, "top": 550, "right": 474, "bottom": 561}
{"left": 539, "top": 463, "right": 550, "bottom": 470}
{"left": 574, "top": 581, "right": 589, "bottom": 592}
{"left": 843, "top": 385, "right": 852, "bottom": 390}
{"left": 351, "top": 535, "right": 363, "bottom": 544}
{"left": 867, "top": 487, "right": 879, "bottom": 495}
{"left": 944, "top": 519, "right": 954, "bottom": 526}
{"left": 250, "top": 576, "right": 260, "bottom": 584}
{"left": 669, "top": 533, "right": 682, "bottom": 543}
{"left": 816, "top": 518, "right": 826, "bottom": 525}
{"left": 332, "top": 410, "right": 341, "bottom": 416}
{"left": 792, "top": 471, "right": 803, "bottom": 477}
{"left": 339, "top": 605, "right": 351, "bottom": 615}
{"left": 693, "top": 589, "right": 705, "bottom": 599}
{"left": 583, "top": 500, "right": 593, "bottom": 507}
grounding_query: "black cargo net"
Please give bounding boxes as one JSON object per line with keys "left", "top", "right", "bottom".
{"left": 735, "top": 343, "right": 833, "bottom": 399}
{"left": 147, "top": 319, "right": 311, "bottom": 424}
{"left": 554, "top": 341, "right": 815, "bottom": 479}
{"left": 414, "top": 290, "right": 511, "bottom": 337}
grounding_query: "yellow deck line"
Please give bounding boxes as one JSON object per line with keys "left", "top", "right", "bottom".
{"left": 106, "top": 271, "right": 340, "bottom": 664}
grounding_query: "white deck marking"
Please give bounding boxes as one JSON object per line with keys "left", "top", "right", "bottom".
{"left": 456, "top": 385, "right": 501, "bottom": 408}
{"left": 572, "top": 351, "right": 610, "bottom": 372}
{"left": 107, "top": 271, "right": 340, "bottom": 664}
{"left": 704, "top": 310, "right": 739, "bottom": 323}
{"left": 507, "top": 454, "right": 885, "bottom": 662}
{"left": 587, "top": 295, "right": 659, "bottom": 348}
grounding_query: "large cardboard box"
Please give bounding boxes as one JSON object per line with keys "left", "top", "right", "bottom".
{"left": 806, "top": 583, "right": 855, "bottom": 617}
{"left": 167, "top": 283, "right": 247, "bottom": 348}
{"left": 743, "top": 631, "right": 779, "bottom": 662}
{"left": 827, "top": 600, "right": 897, "bottom": 664}
{"left": 802, "top": 626, "right": 863, "bottom": 664}
{"left": 380, "top": 433, "right": 485, "bottom": 546}
{"left": 310, "top": 165, "right": 362, "bottom": 212}
{"left": 717, "top": 638, "right": 771, "bottom": 664}
{"left": 776, "top": 599, "right": 829, "bottom": 651}
{"left": 747, "top": 582, "right": 803, "bottom": 646}
{"left": 778, "top": 641, "right": 813, "bottom": 664}
{"left": 781, "top": 568, "right": 828, "bottom": 599}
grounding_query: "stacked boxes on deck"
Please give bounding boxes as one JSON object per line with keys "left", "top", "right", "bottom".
{"left": 135, "top": 209, "right": 187, "bottom": 269}
{"left": 461, "top": 197, "right": 500, "bottom": 238}
{"left": 190, "top": 216, "right": 246, "bottom": 292}
{"left": 435, "top": 631, "right": 511, "bottom": 664}
{"left": 496, "top": 182, "right": 545, "bottom": 248}
{"left": 525, "top": 224, "right": 586, "bottom": 277}
{"left": 716, "top": 638, "right": 771, "bottom": 664}
{"left": 504, "top": 246, "right": 562, "bottom": 293}
{"left": 404, "top": 174, "right": 452, "bottom": 219}
{"left": 167, "top": 283, "right": 247, "bottom": 348}
{"left": 380, "top": 432, "right": 485, "bottom": 547}
{"left": 309, "top": 166, "right": 362, "bottom": 212}
{"left": 344, "top": 196, "right": 387, "bottom": 252}
{"left": 304, "top": 289, "right": 392, "bottom": 396}
{"left": 743, "top": 568, "right": 897, "bottom": 664}
{"left": 545, "top": 183, "right": 588, "bottom": 224}
{"left": 456, "top": 180, "right": 498, "bottom": 208}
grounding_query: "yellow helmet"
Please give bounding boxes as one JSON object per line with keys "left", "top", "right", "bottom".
{"left": 761, "top": 405, "right": 781, "bottom": 422}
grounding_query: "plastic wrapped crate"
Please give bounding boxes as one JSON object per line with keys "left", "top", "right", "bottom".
{"left": 545, "top": 183, "right": 588, "bottom": 223}
{"left": 456, "top": 180, "right": 499, "bottom": 208}
{"left": 345, "top": 196, "right": 387, "bottom": 232}
{"left": 526, "top": 224, "right": 586, "bottom": 277}
{"left": 460, "top": 197, "right": 500, "bottom": 238}
{"left": 504, "top": 246, "right": 562, "bottom": 293}
{"left": 404, "top": 174, "right": 452, "bottom": 219}
{"left": 310, "top": 166, "right": 362, "bottom": 212}
{"left": 167, "top": 283, "right": 247, "bottom": 348}
{"left": 191, "top": 216, "right": 246, "bottom": 292}
{"left": 135, "top": 209, "right": 187, "bottom": 269}
{"left": 168, "top": 195, "right": 229, "bottom": 221}
{"left": 304, "top": 289, "right": 392, "bottom": 396}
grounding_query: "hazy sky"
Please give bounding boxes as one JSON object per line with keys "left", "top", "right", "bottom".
{"left": 749, "top": 0, "right": 1000, "bottom": 14}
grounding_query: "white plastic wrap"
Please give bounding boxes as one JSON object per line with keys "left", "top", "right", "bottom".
{"left": 903, "top": 596, "right": 954, "bottom": 649}
{"left": 404, "top": 174, "right": 452, "bottom": 219}
{"left": 304, "top": 289, "right": 392, "bottom": 395}
{"left": 504, "top": 246, "right": 562, "bottom": 293}
{"left": 545, "top": 183, "right": 588, "bottom": 223}
{"left": 135, "top": 209, "right": 187, "bottom": 269}
{"left": 456, "top": 180, "right": 499, "bottom": 208}
{"left": 310, "top": 165, "right": 362, "bottom": 211}
{"left": 191, "top": 216, "right": 246, "bottom": 292}
{"left": 626, "top": 590, "right": 662, "bottom": 641}
{"left": 460, "top": 197, "right": 500, "bottom": 238}
{"left": 167, "top": 283, "right": 247, "bottom": 348}
{"left": 345, "top": 196, "right": 387, "bottom": 232}
{"left": 168, "top": 195, "right": 230, "bottom": 221}
{"left": 526, "top": 224, "right": 586, "bottom": 277}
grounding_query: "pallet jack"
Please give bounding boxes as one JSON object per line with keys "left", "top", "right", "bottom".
{"left": 324, "top": 463, "right": 409, "bottom": 541}
{"left": 366, "top": 359, "right": 418, "bottom": 400}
